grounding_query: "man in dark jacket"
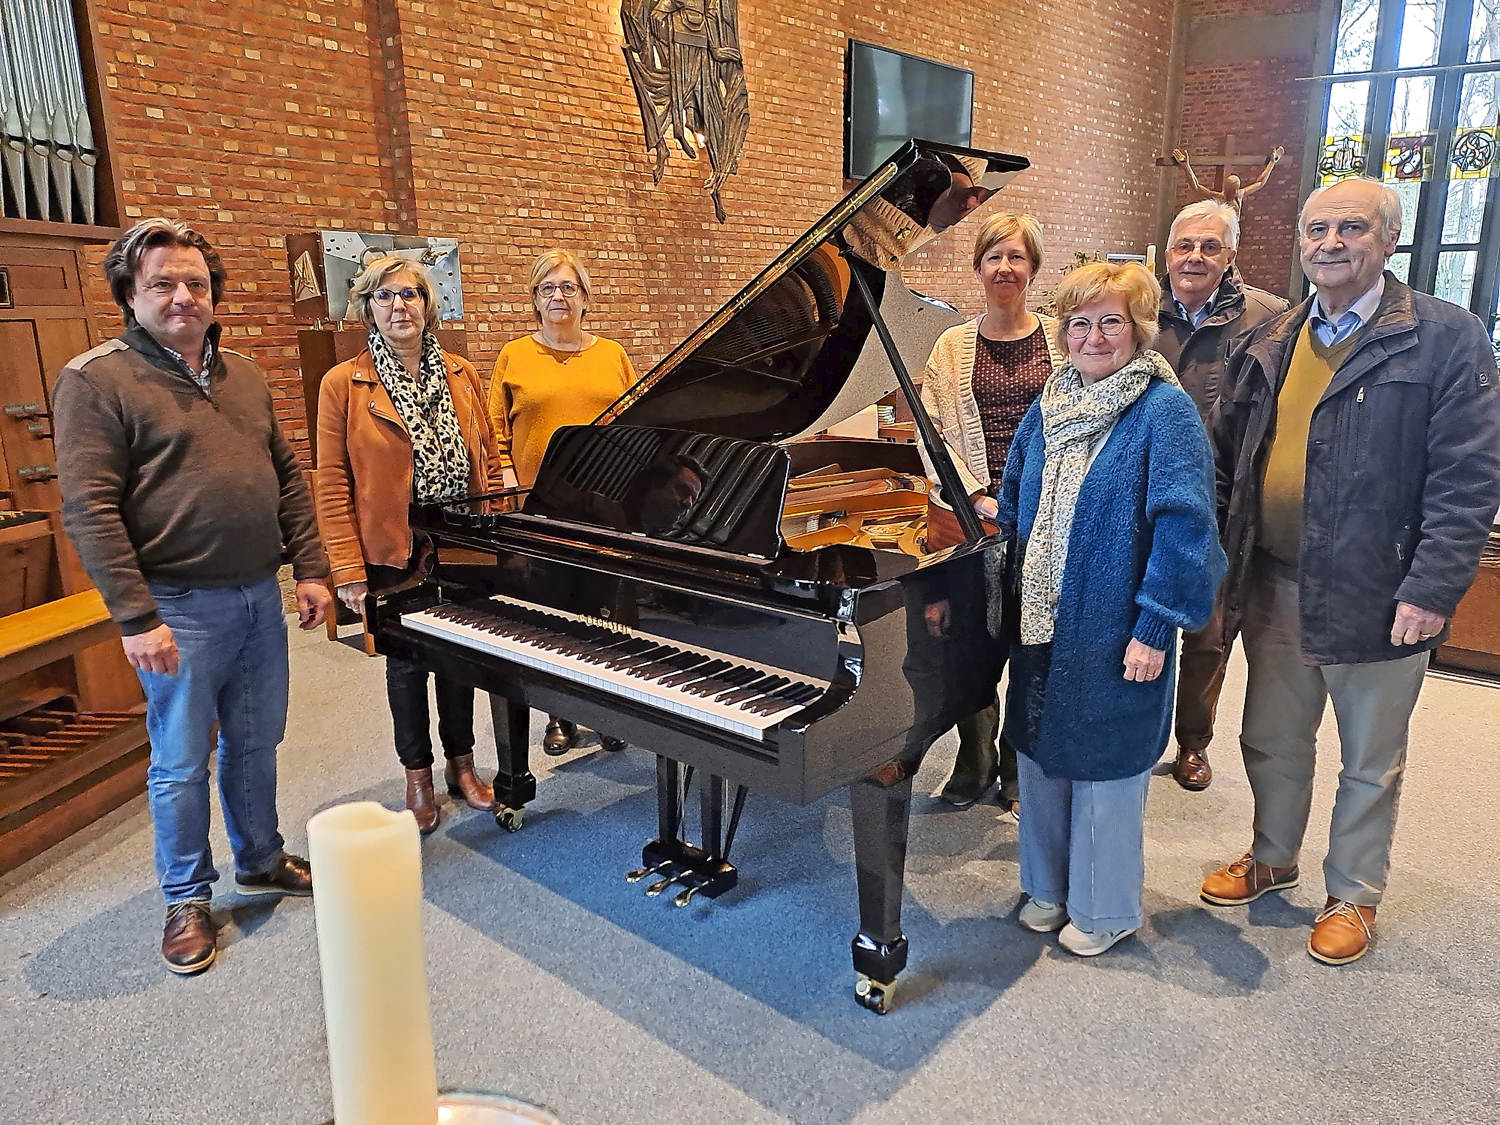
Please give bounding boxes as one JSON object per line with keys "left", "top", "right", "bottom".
{"left": 1200, "top": 178, "right": 1500, "bottom": 965}
{"left": 1157, "top": 199, "right": 1288, "bottom": 792}
{"left": 52, "top": 219, "right": 333, "bottom": 976}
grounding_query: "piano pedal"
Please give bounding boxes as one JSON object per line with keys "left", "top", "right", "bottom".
{"left": 673, "top": 886, "right": 699, "bottom": 908}
{"left": 854, "top": 974, "right": 895, "bottom": 1015}
{"left": 494, "top": 805, "right": 525, "bottom": 833}
{"left": 626, "top": 862, "right": 668, "bottom": 884}
{"left": 645, "top": 878, "right": 676, "bottom": 898}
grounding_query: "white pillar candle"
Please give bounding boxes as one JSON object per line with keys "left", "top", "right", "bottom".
{"left": 309, "top": 802, "right": 438, "bottom": 1125}
{"left": 1146, "top": 244, "right": 1157, "bottom": 273}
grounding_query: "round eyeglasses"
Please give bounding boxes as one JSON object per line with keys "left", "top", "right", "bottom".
{"left": 535, "top": 281, "right": 580, "bottom": 298}
{"left": 1064, "top": 314, "right": 1130, "bottom": 340}
{"left": 371, "top": 286, "right": 423, "bottom": 307}
{"left": 1169, "top": 237, "right": 1227, "bottom": 257}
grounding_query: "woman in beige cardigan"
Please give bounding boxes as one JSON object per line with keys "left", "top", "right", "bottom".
{"left": 919, "top": 211, "right": 1064, "bottom": 811}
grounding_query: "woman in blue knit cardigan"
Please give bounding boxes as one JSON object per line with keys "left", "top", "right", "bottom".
{"left": 998, "top": 261, "right": 1226, "bottom": 956}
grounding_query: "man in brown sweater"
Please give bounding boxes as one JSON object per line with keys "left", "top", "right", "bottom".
{"left": 51, "top": 218, "right": 332, "bottom": 976}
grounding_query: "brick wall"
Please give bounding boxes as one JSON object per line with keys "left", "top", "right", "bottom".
{"left": 86, "top": 0, "right": 1176, "bottom": 464}
{"left": 1173, "top": 0, "right": 1320, "bottom": 294}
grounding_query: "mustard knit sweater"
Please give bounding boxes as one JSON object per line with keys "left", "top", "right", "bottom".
{"left": 487, "top": 335, "right": 637, "bottom": 488}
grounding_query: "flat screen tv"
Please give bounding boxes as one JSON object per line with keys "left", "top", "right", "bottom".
{"left": 844, "top": 41, "right": 974, "bottom": 180}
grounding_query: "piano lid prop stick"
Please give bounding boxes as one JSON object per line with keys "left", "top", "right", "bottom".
{"left": 309, "top": 802, "right": 438, "bottom": 1125}
{"left": 839, "top": 250, "right": 987, "bottom": 543}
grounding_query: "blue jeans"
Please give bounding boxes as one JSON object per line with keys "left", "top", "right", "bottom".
{"left": 1016, "top": 751, "right": 1152, "bottom": 932}
{"left": 138, "top": 577, "right": 289, "bottom": 905}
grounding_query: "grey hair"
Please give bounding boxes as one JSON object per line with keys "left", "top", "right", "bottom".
{"left": 348, "top": 256, "right": 440, "bottom": 331}
{"left": 103, "top": 218, "right": 227, "bottom": 324}
{"left": 1300, "top": 177, "right": 1404, "bottom": 242}
{"left": 1168, "top": 200, "right": 1241, "bottom": 251}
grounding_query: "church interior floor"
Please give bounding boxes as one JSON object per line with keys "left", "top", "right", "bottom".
{"left": 2, "top": 619, "right": 1496, "bottom": 1124}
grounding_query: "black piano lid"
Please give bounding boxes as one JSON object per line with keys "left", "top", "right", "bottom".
{"left": 595, "top": 139, "right": 1029, "bottom": 444}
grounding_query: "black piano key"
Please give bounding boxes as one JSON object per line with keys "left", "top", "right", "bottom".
{"left": 683, "top": 665, "right": 761, "bottom": 697}
{"left": 716, "top": 674, "right": 785, "bottom": 704}
{"left": 660, "top": 659, "right": 732, "bottom": 687}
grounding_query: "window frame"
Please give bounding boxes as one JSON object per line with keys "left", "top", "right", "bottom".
{"left": 1302, "top": 0, "right": 1500, "bottom": 334}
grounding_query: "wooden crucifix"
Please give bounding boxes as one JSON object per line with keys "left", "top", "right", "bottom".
{"left": 1157, "top": 136, "right": 1285, "bottom": 214}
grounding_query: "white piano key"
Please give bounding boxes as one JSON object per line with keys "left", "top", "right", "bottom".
{"left": 401, "top": 595, "right": 828, "bottom": 742}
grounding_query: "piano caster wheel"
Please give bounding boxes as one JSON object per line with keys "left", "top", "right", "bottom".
{"left": 645, "top": 879, "right": 674, "bottom": 898}
{"left": 673, "top": 887, "right": 698, "bottom": 908}
{"left": 854, "top": 974, "right": 895, "bottom": 1015}
{"left": 495, "top": 806, "right": 524, "bottom": 833}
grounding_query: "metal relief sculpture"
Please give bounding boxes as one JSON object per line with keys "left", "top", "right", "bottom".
{"left": 621, "top": 0, "right": 750, "bottom": 222}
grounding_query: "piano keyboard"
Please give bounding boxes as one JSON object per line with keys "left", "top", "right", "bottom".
{"left": 401, "top": 596, "right": 830, "bottom": 741}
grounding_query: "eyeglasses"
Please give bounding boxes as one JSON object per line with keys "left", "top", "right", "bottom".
{"left": 535, "top": 281, "right": 580, "bottom": 298}
{"left": 1064, "top": 314, "right": 1131, "bottom": 340}
{"left": 371, "top": 287, "right": 424, "bottom": 307}
{"left": 1169, "top": 237, "right": 1228, "bottom": 256}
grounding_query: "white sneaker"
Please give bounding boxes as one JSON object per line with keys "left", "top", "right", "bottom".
{"left": 1058, "top": 922, "right": 1136, "bottom": 956}
{"left": 1018, "top": 897, "right": 1068, "bottom": 933}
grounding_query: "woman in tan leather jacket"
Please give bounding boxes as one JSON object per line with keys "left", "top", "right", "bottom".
{"left": 315, "top": 257, "right": 504, "bottom": 833}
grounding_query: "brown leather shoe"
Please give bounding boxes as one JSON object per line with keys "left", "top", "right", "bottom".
{"left": 161, "top": 901, "right": 217, "bottom": 975}
{"left": 1173, "top": 747, "right": 1212, "bottom": 791}
{"left": 1200, "top": 851, "right": 1299, "bottom": 905}
{"left": 405, "top": 767, "right": 440, "bottom": 834}
{"left": 1309, "top": 898, "right": 1376, "bottom": 965}
{"left": 235, "top": 853, "right": 313, "bottom": 896}
{"left": 543, "top": 718, "right": 577, "bottom": 756}
{"left": 444, "top": 753, "right": 495, "bottom": 810}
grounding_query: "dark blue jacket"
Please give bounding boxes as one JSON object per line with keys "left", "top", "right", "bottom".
{"left": 1212, "top": 274, "right": 1500, "bottom": 665}
{"left": 999, "top": 376, "right": 1227, "bottom": 781}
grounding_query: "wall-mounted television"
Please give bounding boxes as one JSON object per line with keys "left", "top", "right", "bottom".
{"left": 844, "top": 41, "right": 974, "bottom": 180}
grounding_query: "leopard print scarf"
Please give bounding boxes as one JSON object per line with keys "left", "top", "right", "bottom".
{"left": 368, "top": 328, "right": 471, "bottom": 505}
{"left": 1019, "top": 349, "right": 1180, "bottom": 645}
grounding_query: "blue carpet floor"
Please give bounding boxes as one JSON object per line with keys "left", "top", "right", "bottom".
{"left": 2, "top": 620, "right": 1496, "bottom": 1124}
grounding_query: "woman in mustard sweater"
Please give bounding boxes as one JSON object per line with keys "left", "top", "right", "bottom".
{"left": 489, "top": 248, "right": 637, "bottom": 755}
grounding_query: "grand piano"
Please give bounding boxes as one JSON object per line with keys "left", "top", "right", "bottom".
{"left": 369, "top": 139, "right": 1030, "bottom": 1013}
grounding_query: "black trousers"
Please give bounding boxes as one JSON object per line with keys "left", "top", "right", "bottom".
{"left": 368, "top": 562, "right": 477, "bottom": 771}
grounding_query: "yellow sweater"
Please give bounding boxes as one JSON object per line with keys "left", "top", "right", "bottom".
{"left": 1258, "top": 323, "right": 1360, "bottom": 564}
{"left": 487, "top": 335, "right": 638, "bottom": 488}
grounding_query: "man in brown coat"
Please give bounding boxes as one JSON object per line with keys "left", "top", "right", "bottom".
{"left": 1156, "top": 200, "right": 1288, "bottom": 791}
{"left": 52, "top": 219, "right": 332, "bottom": 975}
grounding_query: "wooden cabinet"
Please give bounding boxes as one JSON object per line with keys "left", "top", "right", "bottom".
{"left": 1, "top": 232, "right": 148, "bottom": 873}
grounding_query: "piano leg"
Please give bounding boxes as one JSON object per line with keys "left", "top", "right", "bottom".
{"left": 848, "top": 767, "right": 914, "bottom": 1015}
{"left": 488, "top": 694, "right": 535, "bottom": 832}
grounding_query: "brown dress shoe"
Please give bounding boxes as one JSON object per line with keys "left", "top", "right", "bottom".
{"left": 235, "top": 853, "right": 313, "bottom": 896}
{"left": 543, "top": 718, "right": 577, "bottom": 756}
{"left": 444, "top": 753, "right": 495, "bottom": 810}
{"left": 1309, "top": 898, "right": 1376, "bottom": 964}
{"left": 1200, "top": 851, "right": 1299, "bottom": 905}
{"left": 405, "top": 767, "right": 440, "bottom": 834}
{"left": 161, "top": 901, "right": 217, "bottom": 975}
{"left": 1173, "top": 747, "right": 1212, "bottom": 791}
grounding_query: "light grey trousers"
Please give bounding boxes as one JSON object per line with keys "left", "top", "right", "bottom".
{"left": 1240, "top": 567, "right": 1428, "bottom": 906}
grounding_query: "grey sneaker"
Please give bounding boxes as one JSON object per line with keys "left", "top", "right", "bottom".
{"left": 1018, "top": 897, "right": 1068, "bottom": 932}
{"left": 1058, "top": 922, "right": 1136, "bottom": 956}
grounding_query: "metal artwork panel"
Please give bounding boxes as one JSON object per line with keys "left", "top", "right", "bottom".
{"left": 283, "top": 232, "right": 464, "bottom": 323}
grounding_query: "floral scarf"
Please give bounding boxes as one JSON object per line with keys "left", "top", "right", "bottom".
{"left": 368, "top": 328, "right": 471, "bottom": 505}
{"left": 1018, "top": 349, "right": 1180, "bottom": 645}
